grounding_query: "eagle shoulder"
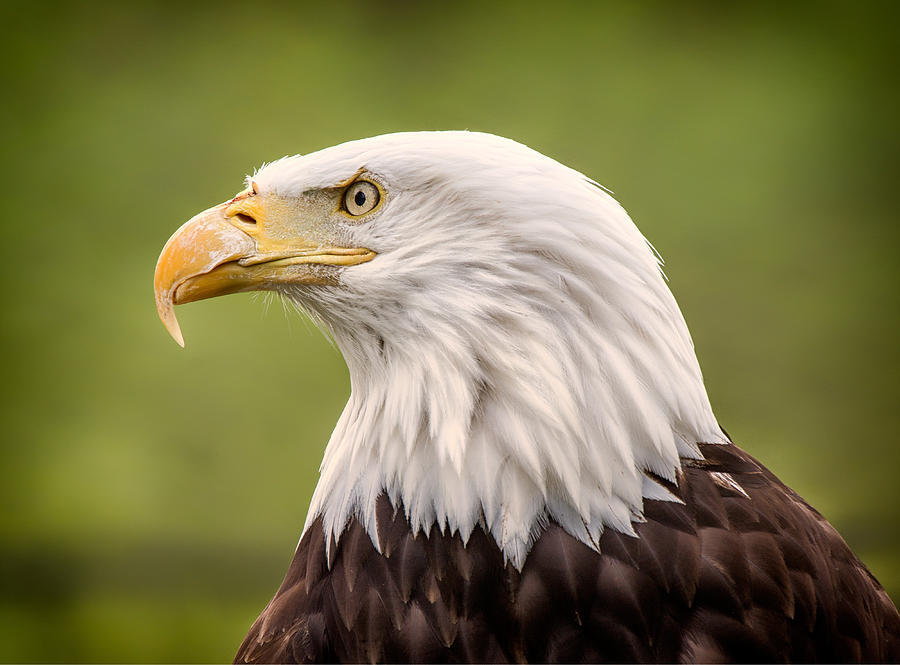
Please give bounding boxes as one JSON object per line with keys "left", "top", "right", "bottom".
{"left": 234, "top": 442, "right": 900, "bottom": 663}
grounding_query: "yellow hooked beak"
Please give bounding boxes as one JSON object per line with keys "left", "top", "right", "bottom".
{"left": 154, "top": 190, "right": 376, "bottom": 347}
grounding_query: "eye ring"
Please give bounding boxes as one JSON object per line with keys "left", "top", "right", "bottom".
{"left": 343, "top": 180, "right": 381, "bottom": 216}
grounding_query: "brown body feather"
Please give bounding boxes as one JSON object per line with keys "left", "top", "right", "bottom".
{"left": 234, "top": 443, "right": 900, "bottom": 663}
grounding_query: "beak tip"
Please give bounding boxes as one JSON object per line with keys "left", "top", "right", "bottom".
{"left": 165, "top": 315, "right": 186, "bottom": 348}
{"left": 165, "top": 319, "right": 186, "bottom": 348}
{"left": 156, "top": 293, "right": 186, "bottom": 348}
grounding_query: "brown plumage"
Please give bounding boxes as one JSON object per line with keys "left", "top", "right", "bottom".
{"left": 234, "top": 442, "right": 900, "bottom": 663}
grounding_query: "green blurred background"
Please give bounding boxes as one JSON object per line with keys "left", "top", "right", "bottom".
{"left": 1, "top": 1, "right": 898, "bottom": 661}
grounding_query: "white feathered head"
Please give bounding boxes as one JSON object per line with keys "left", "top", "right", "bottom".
{"left": 155, "top": 131, "right": 725, "bottom": 567}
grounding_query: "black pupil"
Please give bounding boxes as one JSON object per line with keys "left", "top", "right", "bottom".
{"left": 354, "top": 189, "right": 367, "bottom": 207}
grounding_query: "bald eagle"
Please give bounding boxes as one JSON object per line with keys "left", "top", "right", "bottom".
{"left": 155, "top": 132, "right": 900, "bottom": 663}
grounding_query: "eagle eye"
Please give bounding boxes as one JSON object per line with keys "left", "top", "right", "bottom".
{"left": 343, "top": 180, "right": 380, "bottom": 216}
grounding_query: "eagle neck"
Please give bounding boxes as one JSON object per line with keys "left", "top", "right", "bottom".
{"left": 300, "top": 275, "right": 725, "bottom": 569}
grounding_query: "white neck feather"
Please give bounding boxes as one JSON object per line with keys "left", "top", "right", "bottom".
{"left": 266, "top": 132, "right": 726, "bottom": 568}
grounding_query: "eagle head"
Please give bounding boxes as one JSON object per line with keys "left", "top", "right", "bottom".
{"left": 155, "top": 131, "right": 725, "bottom": 567}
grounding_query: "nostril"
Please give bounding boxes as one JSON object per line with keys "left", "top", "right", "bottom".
{"left": 235, "top": 213, "right": 257, "bottom": 225}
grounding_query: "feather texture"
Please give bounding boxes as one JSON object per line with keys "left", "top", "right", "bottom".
{"left": 200, "top": 132, "right": 900, "bottom": 662}
{"left": 235, "top": 443, "right": 900, "bottom": 663}
{"left": 250, "top": 131, "right": 726, "bottom": 566}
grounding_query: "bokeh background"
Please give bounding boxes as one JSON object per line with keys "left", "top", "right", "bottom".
{"left": 1, "top": 1, "right": 898, "bottom": 661}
